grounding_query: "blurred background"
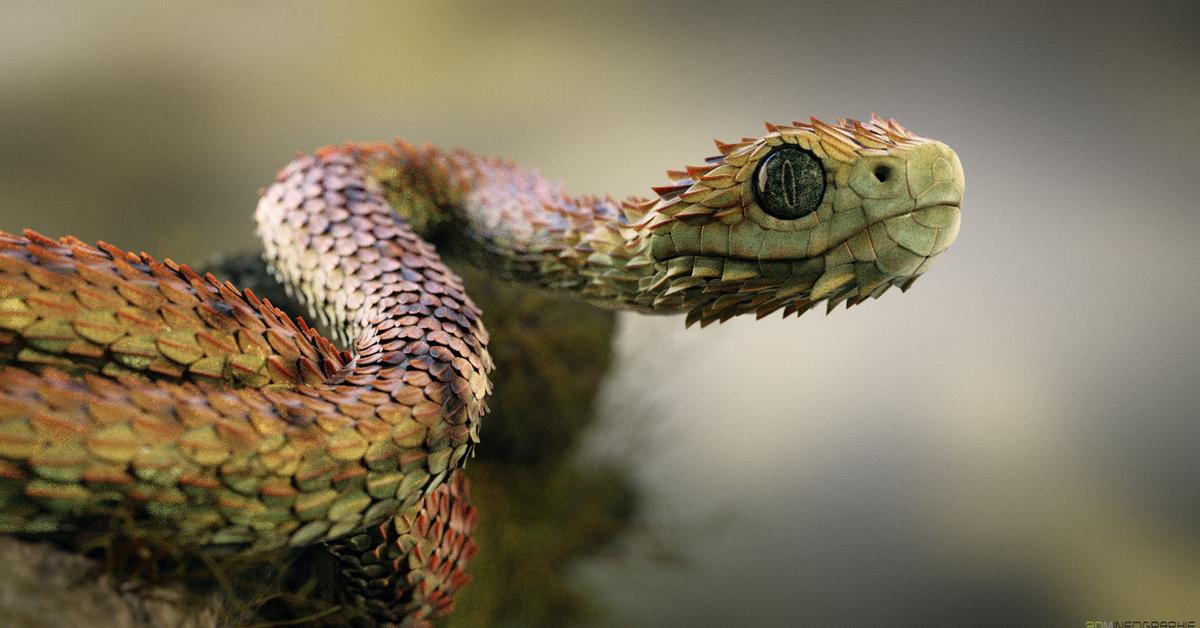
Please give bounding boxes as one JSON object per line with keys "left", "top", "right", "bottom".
{"left": 1, "top": 1, "right": 1198, "bottom": 626}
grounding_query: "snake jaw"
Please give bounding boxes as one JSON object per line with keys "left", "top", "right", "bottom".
{"left": 627, "top": 117, "right": 964, "bottom": 326}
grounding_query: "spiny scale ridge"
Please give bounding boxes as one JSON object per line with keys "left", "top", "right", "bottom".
{"left": 0, "top": 115, "right": 960, "bottom": 624}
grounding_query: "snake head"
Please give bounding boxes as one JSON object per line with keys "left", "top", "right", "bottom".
{"left": 623, "top": 115, "right": 963, "bottom": 326}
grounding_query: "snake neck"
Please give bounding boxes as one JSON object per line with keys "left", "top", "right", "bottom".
{"left": 255, "top": 145, "right": 493, "bottom": 440}
{"left": 366, "top": 142, "right": 657, "bottom": 312}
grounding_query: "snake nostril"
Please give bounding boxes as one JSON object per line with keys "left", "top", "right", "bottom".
{"left": 873, "top": 165, "right": 892, "bottom": 183}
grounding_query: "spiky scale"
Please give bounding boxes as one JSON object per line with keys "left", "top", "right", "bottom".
{"left": 85, "top": 422, "right": 140, "bottom": 463}
{"left": 692, "top": 257, "right": 723, "bottom": 278}
{"left": 0, "top": 119, "right": 963, "bottom": 625}
{"left": 810, "top": 265, "right": 856, "bottom": 300}
{"left": 665, "top": 256, "right": 694, "bottom": 278}
{"left": 721, "top": 260, "right": 759, "bottom": 282}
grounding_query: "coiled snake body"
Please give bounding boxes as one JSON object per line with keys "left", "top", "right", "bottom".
{"left": 0, "top": 117, "right": 963, "bottom": 625}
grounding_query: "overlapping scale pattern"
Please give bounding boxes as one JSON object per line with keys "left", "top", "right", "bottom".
{"left": 329, "top": 471, "right": 477, "bottom": 626}
{"left": 0, "top": 117, "right": 961, "bottom": 624}
{"left": 0, "top": 145, "right": 493, "bottom": 623}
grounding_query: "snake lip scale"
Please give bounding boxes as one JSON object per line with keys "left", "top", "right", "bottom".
{"left": 0, "top": 114, "right": 963, "bottom": 624}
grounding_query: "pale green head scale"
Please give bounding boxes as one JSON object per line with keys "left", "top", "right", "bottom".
{"left": 621, "top": 115, "right": 964, "bottom": 326}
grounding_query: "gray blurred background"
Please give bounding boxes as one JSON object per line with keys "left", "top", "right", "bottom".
{"left": 2, "top": 1, "right": 1198, "bottom": 626}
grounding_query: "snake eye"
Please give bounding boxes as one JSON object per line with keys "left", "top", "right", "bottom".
{"left": 753, "top": 146, "right": 826, "bottom": 219}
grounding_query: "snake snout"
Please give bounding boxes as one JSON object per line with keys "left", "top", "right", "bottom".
{"left": 893, "top": 140, "right": 964, "bottom": 260}
{"left": 908, "top": 141, "right": 964, "bottom": 210}
{"left": 844, "top": 141, "right": 963, "bottom": 300}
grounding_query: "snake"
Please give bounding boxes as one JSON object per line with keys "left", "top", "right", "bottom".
{"left": 0, "top": 115, "right": 963, "bottom": 625}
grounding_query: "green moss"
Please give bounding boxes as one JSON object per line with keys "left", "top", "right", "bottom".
{"left": 444, "top": 461, "right": 636, "bottom": 628}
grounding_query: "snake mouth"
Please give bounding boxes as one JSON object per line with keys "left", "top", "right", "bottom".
{"left": 768, "top": 201, "right": 961, "bottom": 315}
{"left": 834, "top": 202, "right": 960, "bottom": 302}
{"left": 643, "top": 201, "right": 961, "bottom": 298}
{"left": 913, "top": 180, "right": 963, "bottom": 212}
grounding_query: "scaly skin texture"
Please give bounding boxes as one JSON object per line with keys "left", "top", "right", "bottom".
{"left": 328, "top": 471, "right": 477, "bottom": 625}
{"left": 371, "top": 115, "right": 963, "bottom": 324}
{"left": 0, "top": 115, "right": 962, "bottom": 624}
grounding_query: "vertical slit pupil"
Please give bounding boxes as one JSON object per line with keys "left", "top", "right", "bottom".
{"left": 781, "top": 159, "right": 796, "bottom": 208}
{"left": 753, "top": 145, "right": 825, "bottom": 220}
